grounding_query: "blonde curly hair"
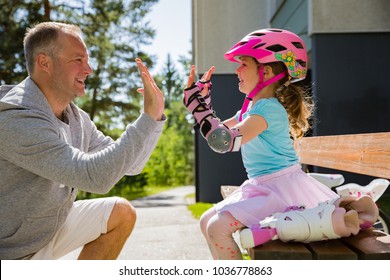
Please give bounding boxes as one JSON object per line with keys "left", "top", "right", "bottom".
{"left": 267, "top": 61, "right": 314, "bottom": 139}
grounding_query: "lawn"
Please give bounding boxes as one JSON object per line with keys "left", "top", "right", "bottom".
{"left": 378, "top": 194, "right": 390, "bottom": 216}
{"left": 124, "top": 186, "right": 177, "bottom": 201}
{"left": 187, "top": 202, "right": 213, "bottom": 219}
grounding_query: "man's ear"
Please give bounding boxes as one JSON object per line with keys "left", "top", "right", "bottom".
{"left": 36, "top": 53, "right": 51, "bottom": 73}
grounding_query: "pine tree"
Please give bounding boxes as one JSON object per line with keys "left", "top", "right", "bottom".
{"left": 0, "top": 0, "right": 158, "bottom": 136}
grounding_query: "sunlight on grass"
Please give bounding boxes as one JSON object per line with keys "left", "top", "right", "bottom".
{"left": 378, "top": 195, "right": 390, "bottom": 215}
{"left": 125, "top": 186, "right": 178, "bottom": 201}
{"left": 187, "top": 202, "right": 213, "bottom": 219}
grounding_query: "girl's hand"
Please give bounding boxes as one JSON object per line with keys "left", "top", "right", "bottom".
{"left": 185, "top": 65, "right": 215, "bottom": 97}
{"left": 198, "top": 66, "right": 215, "bottom": 97}
{"left": 186, "top": 65, "right": 196, "bottom": 88}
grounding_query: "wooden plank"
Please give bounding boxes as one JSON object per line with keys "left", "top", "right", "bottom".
{"left": 249, "top": 231, "right": 389, "bottom": 260}
{"left": 294, "top": 132, "right": 390, "bottom": 179}
{"left": 249, "top": 240, "right": 312, "bottom": 260}
{"left": 306, "top": 239, "right": 357, "bottom": 260}
{"left": 341, "top": 229, "right": 390, "bottom": 260}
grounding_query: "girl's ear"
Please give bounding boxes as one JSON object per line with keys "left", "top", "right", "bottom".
{"left": 263, "top": 64, "right": 275, "bottom": 79}
{"left": 263, "top": 65, "right": 274, "bottom": 76}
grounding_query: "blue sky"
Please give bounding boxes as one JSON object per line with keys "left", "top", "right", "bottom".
{"left": 144, "top": 0, "right": 191, "bottom": 74}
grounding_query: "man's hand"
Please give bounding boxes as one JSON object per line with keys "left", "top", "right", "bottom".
{"left": 136, "top": 58, "right": 164, "bottom": 121}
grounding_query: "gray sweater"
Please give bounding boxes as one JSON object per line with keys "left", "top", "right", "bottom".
{"left": 0, "top": 78, "right": 165, "bottom": 259}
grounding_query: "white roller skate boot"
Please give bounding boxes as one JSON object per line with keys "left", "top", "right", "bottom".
{"left": 240, "top": 195, "right": 378, "bottom": 249}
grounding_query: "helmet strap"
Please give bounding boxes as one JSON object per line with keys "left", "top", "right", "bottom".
{"left": 238, "top": 65, "right": 287, "bottom": 121}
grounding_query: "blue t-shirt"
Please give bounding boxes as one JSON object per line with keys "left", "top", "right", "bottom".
{"left": 236, "top": 98, "right": 299, "bottom": 178}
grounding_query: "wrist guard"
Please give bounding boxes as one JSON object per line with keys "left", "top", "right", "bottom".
{"left": 195, "top": 80, "right": 212, "bottom": 110}
{"left": 184, "top": 83, "right": 242, "bottom": 153}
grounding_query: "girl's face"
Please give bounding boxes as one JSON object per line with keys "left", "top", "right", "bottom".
{"left": 235, "top": 56, "right": 259, "bottom": 94}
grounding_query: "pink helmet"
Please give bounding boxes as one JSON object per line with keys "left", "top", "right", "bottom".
{"left": 224, "top": 29, "right": 308, "bottom": 82}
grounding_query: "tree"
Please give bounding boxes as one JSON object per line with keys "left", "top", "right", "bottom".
{"left": 0, "top": 0, "right": 158, "bottom": 135}
{"left": 155, "top": 53, "right": 183, "bottom": 110}
{"left": 142, "top": 101, "right": 194, "bottom": 187}
{"left": 142, "top": 52, "right": 195, "bottom": 187}
{"left": 0, "top": 0, "right": 51, "bottom": 84}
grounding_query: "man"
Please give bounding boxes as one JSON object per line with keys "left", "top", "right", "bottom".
{"left": 0, "top": 22, "right": 165, "bottom": 259}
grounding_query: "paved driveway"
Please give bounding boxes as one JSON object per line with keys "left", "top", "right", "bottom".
{"left": 61, "top": 186, "right": 211, "bottom": 260}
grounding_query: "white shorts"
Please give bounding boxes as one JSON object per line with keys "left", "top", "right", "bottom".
{"left": 31, "top": 197, "right": 119, "bottom": 260}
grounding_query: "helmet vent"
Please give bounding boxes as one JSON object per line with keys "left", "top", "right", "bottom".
{"left": 249, "top": 32, "right": 266, "bottom": 37}
{"left": 266, "top": 44, "right": 287, "bottom": 52}
{"left": 238, "top": 41, "right": 248, "bottom": 46}
{"left": 292, "top": 42, "right": 304, "bottom": 49}
{"left": 253, "top": 43, "right": 266, "bottom": 49}
{"left": 296, "top": 59, "right": 306, "bottom": 67}
{"left": 269, "top": 29, "right": 283, "bottom": 33}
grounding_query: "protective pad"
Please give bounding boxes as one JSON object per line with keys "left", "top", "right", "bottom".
{"left": 239, "top": 195, "right": 378, "bottom": 248}
{"left": 184, "top": 83, "right": 242, "bottom": 153}
{"left": 265, "top": 201, "right": 340, "bottom": 243}
{"left": 336, "top": 178, "right": 390, "bottom": 202}
{"left": 195, "top": 80, "right": 212, "bottom": 109}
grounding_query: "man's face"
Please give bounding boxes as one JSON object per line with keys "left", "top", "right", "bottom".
{"left": 49, "top": 32, "right": 92, "bottom": 101}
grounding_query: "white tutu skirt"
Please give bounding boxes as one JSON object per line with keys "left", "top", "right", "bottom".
{"left": 215, "top": 164, "right": 339, "bottom": 227}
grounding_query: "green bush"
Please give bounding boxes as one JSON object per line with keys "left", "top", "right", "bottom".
{"left": 143, "top": 102, "right": 194, "bottom": 187}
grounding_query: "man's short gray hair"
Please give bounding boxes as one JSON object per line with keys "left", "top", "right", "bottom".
{"left": 23, "top": 22, "right": 82, "bottom": 75}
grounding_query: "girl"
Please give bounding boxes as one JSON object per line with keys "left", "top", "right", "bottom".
{"left": 184, "top": 29, "right": 339, "bottom": 260}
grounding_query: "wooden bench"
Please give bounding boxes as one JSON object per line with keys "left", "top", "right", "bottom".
{"left": 221, "top": 132, "right": 390, "bottom": 260}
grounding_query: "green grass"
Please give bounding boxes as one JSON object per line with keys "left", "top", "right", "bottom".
{"left": 80, "top": 185, "right": 178, "bottom": 201}
{"left": 377, "top": 194, "right": 390, "bottom": 217}
{"left": 187, "top": 202, "right": 213, "bottom": 219}
{"left": 124, "top": 186, "right": 179, "bottom": 200}
{"left": 185, "top": 193, "right": 195, "bottom": 199}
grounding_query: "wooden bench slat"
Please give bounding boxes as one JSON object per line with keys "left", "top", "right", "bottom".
{"left": 248, "top": 230, "right": 390, "bottom": 260}
{"left": 248, "top": 240, "right": 312, "bottom": 260}
{"left": 341, "top": 229, "right": 390, "bottom": 260}
{"left": 294, "top": 132, "right": 390, "bottom": 179}
{"left": 306, "top": 239, "right": 358, "bottom": 260}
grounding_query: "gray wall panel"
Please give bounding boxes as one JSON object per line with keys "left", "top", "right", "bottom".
{"left": 195, "top": 74, "right": 247, "bottom": 203}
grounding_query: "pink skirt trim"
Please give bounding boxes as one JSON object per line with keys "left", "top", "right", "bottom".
{"left": 215, "top": 164, "right": 338, "bottom": 227}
